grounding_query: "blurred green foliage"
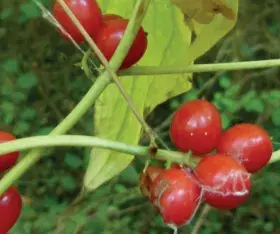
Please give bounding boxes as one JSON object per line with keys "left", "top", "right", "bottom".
{"left": 1, "top": 0, "right": 280, "bottom": 233}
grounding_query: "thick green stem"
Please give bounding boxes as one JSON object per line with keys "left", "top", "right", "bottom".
{"left": 0, "top": 135, "right": 187, "bottom": 164}
{"left": 119, "top": 59, "right": 280, "bottom": 76}
{"left": 0, "top": 135, "right": 278, "bottom": 167}
{"left": 0, "top": 0, "right": 150, "bottom": 195}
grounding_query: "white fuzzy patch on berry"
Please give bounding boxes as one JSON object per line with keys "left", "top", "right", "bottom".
{"left": 194, "top": 169, "right": 251, "bottom": 197}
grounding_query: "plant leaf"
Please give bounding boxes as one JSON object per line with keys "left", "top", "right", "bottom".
{"left": 84, "top": 0, "right": 192, "bottom": 191}
{"left": 1, "top": 59, "right": 19, "bottom": 73}
{"left": 84, "top": 0, "right": 239, "bottom": 191}
{"left": 183, "top": 0, "right": 239, "bottom": 63}
{"left": 17, "top": 73, "right": 37, "bottom": 89}
{"left": 272, "top": 109, "right": 280, "bottom": 127}
{"left": 172, "top": 0, "right": 236, "bottom": 24}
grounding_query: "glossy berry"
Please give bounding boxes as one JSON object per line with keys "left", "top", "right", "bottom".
{"left": 139, "top": 165, "right": 164, "bottom": 200}
{"left": 53, "top": 0, "right": 102, "bottom": 43}
{"left": 170, "top": 99, "right": 222, "bottom": 155}
{"left": 0, "top": 131, "right": 19, "bottom": 172}
{"left": 95, "top": 18, "right": 148, "bottom": 69}
{"left": 151, "top": 168, "right": 201, "bottom": 226}
{"left": 217, "top": 123, "right": 273, "bottom": 173}
{"left": 195, "top": 154, "right": 251, "bottom": 210}
{"left": 102, "top": 14, "right": 123, "bottom": 23}
{"left": 0, "top": 186, "right": 22, "bottom": 233}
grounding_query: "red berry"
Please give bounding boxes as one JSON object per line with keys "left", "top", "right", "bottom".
{"left": 170, "top": 99, "right": 222, "bottom": 155}
{"left": 151, "top": 168, "right": 201, "bottom": 226}
{"left": 53, "top": 0, "right": 102, "bottom": 43}
{"left": 0, "top": 186, "right": 22, "bottom": 233}
{"left": 194, "top": 154, "right": 251, "bottom": 210}
{"left": 95, "top": 18, "right": 148, "bottom": 69}
{"left": 217, "top": 123, "right": 273, "bottom": 173}
{"left": 102, "top": 14, "right": 123, "bottom": 23}
{"left": 0, "top": 132, "right": 19, "bottom": 172}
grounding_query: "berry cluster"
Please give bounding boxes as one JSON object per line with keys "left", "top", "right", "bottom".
{"left": 53, "top": 0, "right": 148, "bottom": 70}
{"left": 140, "top": 99, "right": 273, "bottom": 228}
{"left": 0, "top": 131, "right": 22, "bottom": 233}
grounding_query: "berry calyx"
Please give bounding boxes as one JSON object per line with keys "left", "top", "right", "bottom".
{"left": 53, "top": 0, "right": 102, "bottom": 43}
{"left": 170, "top": 99, "right": 222, "bottom": 155}
{"left": 217, "top": 123, "right": 273, "bottom": 173}
{"left": 0, "top": 131, "right": 19, "bottom": 172}
{"left": 94, "top": 18, "right": 148, "bottom": 69}
{"left": 194, "top": 154, "right": 251, "bottom": 210}
{"left": 0, "top": 186, "right": 22, "bottom": 233}
{"left": 151, "top": 167, "right": 201, "bottom": 226}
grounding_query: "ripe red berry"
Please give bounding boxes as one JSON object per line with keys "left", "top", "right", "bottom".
{"left": 95, "top": 18, "right": 148, "bottom": 69}
{"left": 151, "top": 168, "right": 201, "bottom": 226}
{"left": 194, "top": 154, "right": 251, "bottom": 210}
{"left": 170, "top": 99, "right": 222, "bottom": 155}
{"left": 217, "top": 123, "right": 273, "bottom": 173}
{"left": 0, "top": 186, "right": 22, "bottom": 233}
{"left": 53, "top": 0, "right": 102, "bottom": 43}
{"left": 0, "top": 131, "right": 19, "bottom": 172}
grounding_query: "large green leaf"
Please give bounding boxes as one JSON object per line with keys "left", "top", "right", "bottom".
{"left": 84, "top": 0, "right": 239, "bottom": 191}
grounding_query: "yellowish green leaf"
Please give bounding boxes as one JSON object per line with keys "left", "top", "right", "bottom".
{"left": 183, "top": 0, "right": 239, "bottom": 63}
{"left": 84, "top": 0, "right": 192, "bottom": 191}
{"left": 172, "top": 0, "right": 236, "bottom": 24}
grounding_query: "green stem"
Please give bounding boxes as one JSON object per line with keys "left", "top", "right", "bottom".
{"left": 0, "top": 133, "right": 278, "bottom": 195}
{"left": 0, "top": 135, "right": 187, "bottom": 164}
{"left": 0, "top": 0, "right": 150, "bottom": 195}
{"left": 119, "top": 59, "right": 280, "bottom": 76}
{"left": 0, "top": 135, "right": 279, "bottom": 167}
